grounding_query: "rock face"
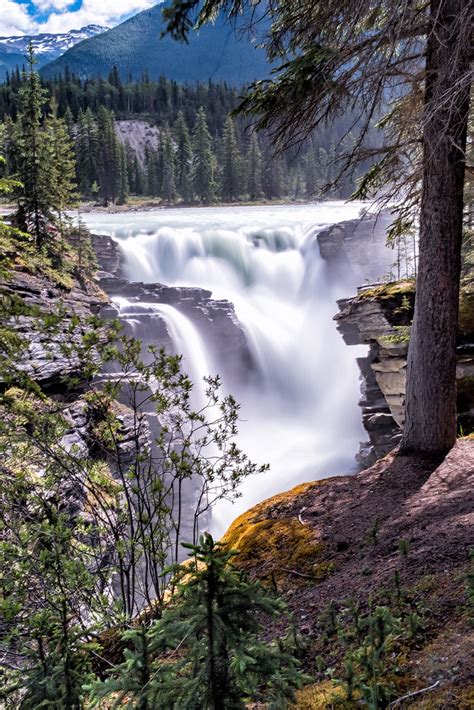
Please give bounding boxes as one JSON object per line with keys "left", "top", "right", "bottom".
{"left": 335, "top": 286, "right": 409, "bottom": 465}
{"left": 1, "top": 270, "right": 106, "bottom": 388}
{"left": 315, "top": 213, "right": 411, "bottom": 466}
{"left": 317, "top": 211, "right": 395, "bottom": 284}
{"left": 90, "top": 233, "right": 122, "bottom": 278}
{"left": 91, "top": 234, "right": 254, "bottom": 387}
{"left": 336, "top": 280, "right": 474, "bottom": 465}
{"left": 317, "top": 216, "right": 474, "bottom": 465}
{"left": 115, "top": 121, "right": 160, "bottom": 165}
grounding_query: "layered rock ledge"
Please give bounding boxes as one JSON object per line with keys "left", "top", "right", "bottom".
{"left": 335, "top": 279, "right": 474, "bottom": 465}
{"left": 1, "top": 269, "right": 106, "bottom": 388}
{"left": 91, "top": 233, "right": 254, "bottom": 386}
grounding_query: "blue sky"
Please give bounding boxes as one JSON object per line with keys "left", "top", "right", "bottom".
{"left": 1, "top": 0, "right": 159, "bottom": 36}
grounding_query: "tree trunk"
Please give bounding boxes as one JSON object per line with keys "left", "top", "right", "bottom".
{"left": 400, "top": 0, "right": 470, "bottom": 456}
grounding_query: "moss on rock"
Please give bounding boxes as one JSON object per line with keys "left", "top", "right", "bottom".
{"left": 222, "top": 481, "right": 328, "bottom": 585}
{"left": 291, "top": 680, "right": 346, "bottom": 709}
{"left": 358, "top": 278, "right": 416, "bottom": 301}
{"left": 358, "top": 279, "right": 415, "bottom": 326}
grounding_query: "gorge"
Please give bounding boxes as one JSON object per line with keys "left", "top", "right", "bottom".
{"left": 84, "top": 202, "right": 397, "bottom": 534}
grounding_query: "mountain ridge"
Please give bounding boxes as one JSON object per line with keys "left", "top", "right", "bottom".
{"left": 0, "top": 25, "right": 108, "bottom": 81}
{"left": 40, "top": 3, "right": 269, "bottom": 84}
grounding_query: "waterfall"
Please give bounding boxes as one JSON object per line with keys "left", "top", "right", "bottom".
{"left": 84, "top": 203, "right": 371, "bottom": 535}
{"left": 111, "top": 297, "right": 215, "bottom": 410}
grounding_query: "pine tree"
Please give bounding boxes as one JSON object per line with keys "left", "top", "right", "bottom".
{"left": 91, "top": 534, "right": 307, "bottom": 709}
{"left": 14, "top": 43, "right": 50, "bottom": 246}
{"left": 145, "top": 146, "right": 161, "bottom": 196}
{"left": 160, "top": 129, "right": 176, "bottom": 202}
{"left": 192, "top": 107, "right": 216, "bottom": 204}
{"left": 173, "top": 111, "right": 193, "bottom": 202}
{"left": 44, "top": 99, "right": 77, "bottom": 218}
{"left": 63, "top": 106, "right": 75, "bottom": 139}
{"left": 294, "top": 168, "right": 302, "bottom": 199}
{"left": 127, "top": 148, "right": 145, "bottom": 195}
{"left": 96, "top": 106, "right": 121, "bottom": 205}
{"left": 262, "top": 151, "right": 283, "bottom": 200}
{"left": 0, "top": 116, "right": 17, "bottom": 176}
{"left": 75, "top": 108, "right": 99, "bottom": 199}
{"left": 117, "top": 142, "right": 129, "bottom": 205}
{"left": 220, "top": 115, "right": 241, "bottom": 202}
{"left": 304, "top": 146, "right": 318, "bottom": 198}
{"left": 247, "top": 132, "right": 262, "bottom": 201}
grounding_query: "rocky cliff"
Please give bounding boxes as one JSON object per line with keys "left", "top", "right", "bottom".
{"left": 90, "top": 233, "right": 254, "bottom": 386}
{"left": 335, "top": 275, "right": 474, "bottom": 465}
{"left": 1, "top": 267, "right": 105, "bottom": 388}
{"left": 0, "top": 240, "right": 149, "bottom": 512}
{"left": 316, "top": 210, "right": 395, "bottom": 284}
{"left": 317, "top": 216, "right": 474, "bottom": 466}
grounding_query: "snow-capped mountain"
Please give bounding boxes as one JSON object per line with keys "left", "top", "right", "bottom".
{"left": 0, "top": 25, "right": 108, "bottom": 63}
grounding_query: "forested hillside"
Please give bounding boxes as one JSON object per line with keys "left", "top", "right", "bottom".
{"left": 39, "top": 3, "right": 270, "bottom": 84}
{"left": 0, "top": 68, "right": 367, "bottom": 205}
{"left": 0, "top": 46, "right": 26, "bottom": 83}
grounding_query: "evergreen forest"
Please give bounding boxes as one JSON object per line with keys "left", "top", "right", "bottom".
{"left": 0, "top": 65, "right": 369, "bottom": 206}
{"left": 0, "top": 0, "right": 472, "bottom": 706}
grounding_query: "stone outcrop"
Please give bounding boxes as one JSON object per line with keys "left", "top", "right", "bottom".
{"left": 336, "top": 279, "right": 474, "bottom": 465}
{"left": 317, "top": 216, "right": 474, "bottom": 465}
{"left": 1, "top": 269, "right": 106, "bottom": 388}
{"left": 90, "top": 233, "right": 123, "bottom": 278}
{"left": 91, "top": 235, "right": 254, "bottom": 387}
{"left": 316, "top": 211, "right": 395, "bottom": 284}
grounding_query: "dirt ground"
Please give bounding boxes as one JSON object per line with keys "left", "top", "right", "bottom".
{"left": 224, "top": 440, "right": 474, "bottom": 707}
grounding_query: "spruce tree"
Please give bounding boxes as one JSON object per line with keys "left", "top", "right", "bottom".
{"left": 192, "top": 107, "right": 216, "bottom": 204}
{"left": 145, "top": 146, "right": 161, "bottom": 197}
{"left": 117, "top": 142, "right": 129, "bottom": 205}
{"left": 304, "top": 146, "right": 318, "bottom": 198}
{"left": 160, "top": 129, "right": 176, "bottom": 202}
{"left": 14, "top": 43, "right": 50, "bottom": 246}
{"left": 221, "top": 115, "right": 241, "bottom": 202}
{"left": 63, "top": 106, "right": 75, "bottom": 139}
{"left": 96, "top": 107, "right": 121, "bottom": 205}
{"left": 44, "top": 99, "right": 77, "bottom": 219}
{"left": 247, "top": 132, "right": 262, "bottom": 201}
{"left": 173, "top": 111, "right": 193, "bottom": 202}
{"left": 75, "top": 108, "right": 99, "bottom": 199}
{"left": 91, "top": 534, "right": 307, "bottom": 709}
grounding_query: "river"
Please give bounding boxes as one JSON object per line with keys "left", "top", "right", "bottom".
{"left": 83, "top": 202, "right": 378, "bottom": 534}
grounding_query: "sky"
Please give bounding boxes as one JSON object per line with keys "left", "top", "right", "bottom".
{"left": 0, "top": 0, "right": 160, "bottom": 36}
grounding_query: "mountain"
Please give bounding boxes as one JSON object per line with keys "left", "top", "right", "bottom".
{"left": 0, "top": 25, "right": 108, "bottom": 80}
{"left": 40, "top": 4, "right": 269, "bottom": 84}
{"left": 0, "top": 45, "right": 26, "bottom": 81}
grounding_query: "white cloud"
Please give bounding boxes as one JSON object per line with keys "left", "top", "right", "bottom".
{"left": 0, "top": 1, "right": 36, "bottom": 36}
{"left": 34, "top": 0, "right": 158, "bottom": 34}
{"left": 32, "top": 0, "right": 77, "bottom": 12}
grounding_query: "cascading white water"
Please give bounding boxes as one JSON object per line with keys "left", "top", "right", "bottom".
{"left": 83, "top": 203, "right": 372, "bottom": 535}
{"left": 112, "top": 296, "right": 215, "bottom": 409}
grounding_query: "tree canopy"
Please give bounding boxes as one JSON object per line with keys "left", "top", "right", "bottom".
{"left": 163, "top": 0, "right": 472, "bottom": 456}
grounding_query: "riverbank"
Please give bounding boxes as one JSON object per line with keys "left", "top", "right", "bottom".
{"left": 224, "top": 440, "right": 474, "bottom": 708}
{"left": 78, "top": 196, "right": 332, "bottom": 214}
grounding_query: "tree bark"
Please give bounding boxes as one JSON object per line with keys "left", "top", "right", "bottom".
{"left": 400, "top": 0, "right": 471, "bottom": 456}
